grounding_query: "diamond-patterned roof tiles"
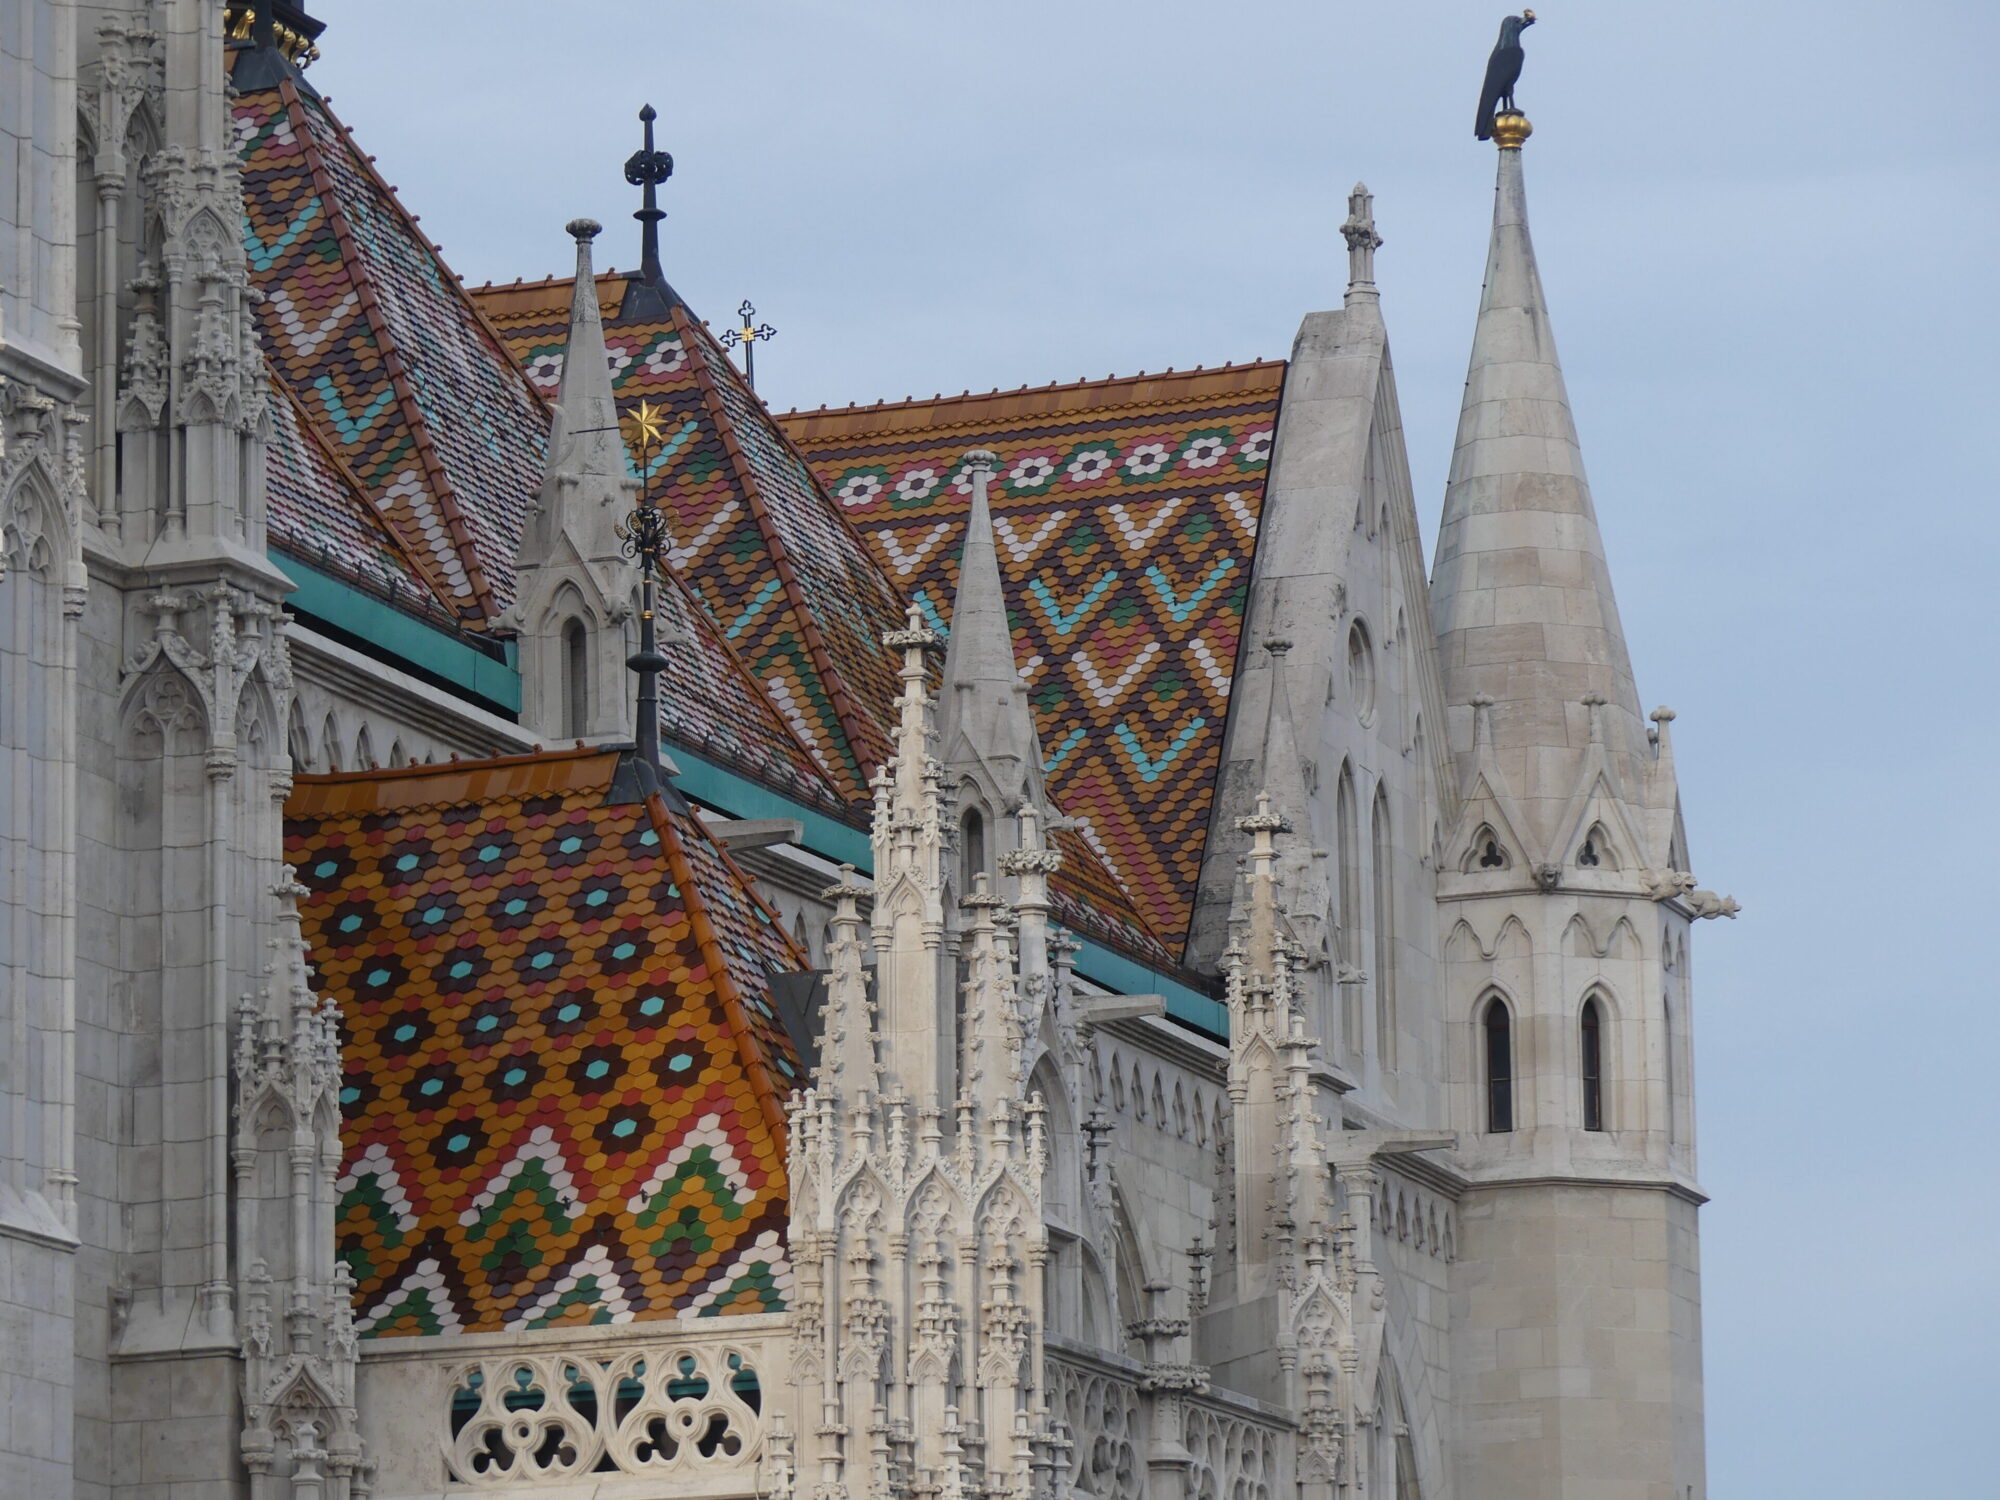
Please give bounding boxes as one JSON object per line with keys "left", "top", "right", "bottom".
{"left": 235, "top": 69, "right": 548, "bottom": 621}
{"left": 288, "top": 748, "right": 805, "bottom": 1333}
{"left": 476, "top": 275, "right": 905, "bottom": 801}
{"left": 779, "top": 366, "right": 1286, "bottom": 950}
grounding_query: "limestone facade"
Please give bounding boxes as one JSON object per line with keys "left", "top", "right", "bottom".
{"left": 1, "top": 7, "right": 1723, "bottom": 1499}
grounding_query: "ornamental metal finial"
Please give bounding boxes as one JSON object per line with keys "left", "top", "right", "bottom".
{"left": 621, "top": 105, "right": 677, "bottom": 317}
{"left": 719, "top": 300, "right": 777, "bottom": 390}
{"left": 1475, "top": 12, "right": 1536, "bottom": 143}
{"left": 617, "top": 399, "right": 675, "bottom": 779}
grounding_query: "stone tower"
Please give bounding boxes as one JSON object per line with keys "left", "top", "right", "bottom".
{"left": 3, "top": 5, "right": 362, "bottom": 1494}
{"left": 1430, "top": 110, "right": 1709, "bottom": 1498}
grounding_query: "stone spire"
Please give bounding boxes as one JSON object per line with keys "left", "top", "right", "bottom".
{"left": 938, "top": 450, "right": 1046, "bottom": 819}
{"left": 1430, "top": 128, "right": 1648, "bottom": 846}
{"left": 503, "top": 218, "right": 640, "bottom": 743}
{"left": 548, "top": 220, "right": 629, "bottom": 485}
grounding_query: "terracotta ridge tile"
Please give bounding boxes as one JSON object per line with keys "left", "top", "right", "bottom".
{"left": 279, "top": 78, "right": 499, "bottom": 623}
{"left": 673, "top": 301, "right": 894, "bottom": 792}
{"left": 777, "top": 360, "right": 1289, "bottom": 428}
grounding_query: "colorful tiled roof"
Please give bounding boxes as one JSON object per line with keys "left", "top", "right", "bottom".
{"left": 474, "top": 275, "right": 906, "bottom": 800}
{"left": 234, "top": 68, "right": 548, "bottom": 621}
{"left": 288, "top": 748, "right": 806, "bottom": 1333}
{"left": 778, "top": 366, "right": 1286, "bottom": 950}
{"left": 265, "top": 368, "right": 448, "bottom": 610}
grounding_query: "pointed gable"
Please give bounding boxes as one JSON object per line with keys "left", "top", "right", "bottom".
{"left": 778, "top": 364, "right": 1285, "bottom": 951}
{"left": 476, "top": 275, "right": 906, "bottom": 799}
{"left": 288, "top": 748, "right": 804, "bottom": 1332}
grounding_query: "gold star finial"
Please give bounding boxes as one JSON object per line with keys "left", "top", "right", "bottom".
{"left": 623, "top": 400, "right": 669, "bottom": 447}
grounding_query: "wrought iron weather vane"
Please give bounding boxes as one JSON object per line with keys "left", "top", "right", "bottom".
{"left": 719, "top": 300, "right": 777, "bottom": 391}
{"left": 618, "top": 399, "right": 674, "bottom": 782}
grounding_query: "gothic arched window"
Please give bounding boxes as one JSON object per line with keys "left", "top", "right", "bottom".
{"left": 1483, "top": 997, "right": 1514, "bottom": 1133}
{"left": 960, "top": 806, "right": 986, "bottom": 894}
{"left": 1581, "top": 996, "right": 1605, "bottom": 1131}
{"left": 562, "top": 617, "right": 588, "bottom": 741}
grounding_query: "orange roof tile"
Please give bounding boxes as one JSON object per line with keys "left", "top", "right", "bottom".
{"left": 289, "top": 748, "right": 805, "bottom": 1332}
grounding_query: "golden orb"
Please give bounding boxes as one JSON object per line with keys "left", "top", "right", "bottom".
{"left": 1492, "top": 111, "right": 1533, "bottom": 150}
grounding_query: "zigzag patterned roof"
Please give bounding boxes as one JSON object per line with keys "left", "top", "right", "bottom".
{"left": 477, "top": 276, "right": 1177, "bottom": 965}
{"left": 476, "top": 275, "right": 905, "bottom": 800}
{"left": 780, "top": 367, "right": 1286, "bottom": 949}
{"left": 289, "top": 749, "right": 804, "bottom": 1334}
{"left": 234, "top": 68, "right": 547, "bottom": 620}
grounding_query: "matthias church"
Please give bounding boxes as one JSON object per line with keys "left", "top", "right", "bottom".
{"left": 0, "top": 3, "right": 1723, "bottom": 1497}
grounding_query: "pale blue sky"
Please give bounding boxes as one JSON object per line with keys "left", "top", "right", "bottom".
{"left": 318, "top": 2, "right": 1999, "bottom": 1491}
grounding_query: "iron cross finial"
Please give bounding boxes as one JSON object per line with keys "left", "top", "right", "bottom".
{"left": 719, "top": 299, "right": 777, "bottom": 390}
{"left": 621, "top": 105, "right": 676, "bottom": 317}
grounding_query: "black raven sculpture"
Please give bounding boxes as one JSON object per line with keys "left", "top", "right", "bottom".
{"left": 1475, "top": 11, "right": 1536, "bottom": 140}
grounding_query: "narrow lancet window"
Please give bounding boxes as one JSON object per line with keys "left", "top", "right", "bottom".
{"left": 1483, "top": 998, "right": 1513, "bottom": 1133}
{"left": 960, "top": 806, "right": 986, "bottom": 894}
{"left": 1581, "top": 997, "right": 1605, "bottom": 1131}
{"left": 562, "top": 618, "right": 589, "bottom": 740}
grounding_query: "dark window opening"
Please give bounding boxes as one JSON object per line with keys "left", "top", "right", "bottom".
{"left": 1581, "top": 998, "right": 1605, "bottom": 1131}
{"left": 960, "top": 806, "right": 986, "bottom": 893}
{"left": 1483, "top": 999, "right": 1513, "bottom": 1133}
{"left": 562, "top": 618, "right": 588, "bottom": 741}
{"left": 1479, "top": 839, "right": 1505, "bottom": 869}
{"left": 1578, "top": 837, "right": 1601, "bottom": 867}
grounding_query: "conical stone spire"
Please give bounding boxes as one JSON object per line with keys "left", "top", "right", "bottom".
{"left": 938, "top": 450, "right": 1047, "bottom": 813}
{"left": 1431, "top": 134, "right": 1647, "bottom": 838}
{"left": 549, "top": 219, "right": 630, "bottom": 485}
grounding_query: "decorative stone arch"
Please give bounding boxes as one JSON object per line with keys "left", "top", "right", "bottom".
{"left": 320, "top": 710, "right": 343, "bottom": 772}
{"left": 353, "top": 723, "right": 377, "bottom": 771}
{"left": 2, "top": 455, "right": 72, "bottom": 581}
{"left": 1574, "top": 819, "right": 1621, "bottom": 871}
{"left": 120, "top": 660, "right": 208, "bottom": 757}
{"left": 1461, "top": 822, "right": 1512, "bottom": 873}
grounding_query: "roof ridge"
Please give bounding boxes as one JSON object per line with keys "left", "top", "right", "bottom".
{"left": 278, "top": 77, "right": 499, "bottom": 622}
{"left": 777, "top": 359, "right": 1289, "bottom": 422}
{"left": 647, "top": 794, "right": 795, "bottom": 1143}
{"left": 310, "top": 90, "right": 553, "bottom": 419}
{"left": 674, "top": 301, "right": 893, "bottom": 794}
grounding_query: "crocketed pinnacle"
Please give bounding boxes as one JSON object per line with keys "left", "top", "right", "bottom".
{"left": 1430, "top": 137, "right": 1644, "bottom": 802}
{"left": 550, "top": 219, "right": 628, "bottom": 482}
{"left": 938, "top": 450, "right": 1047, "bottom": 811}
